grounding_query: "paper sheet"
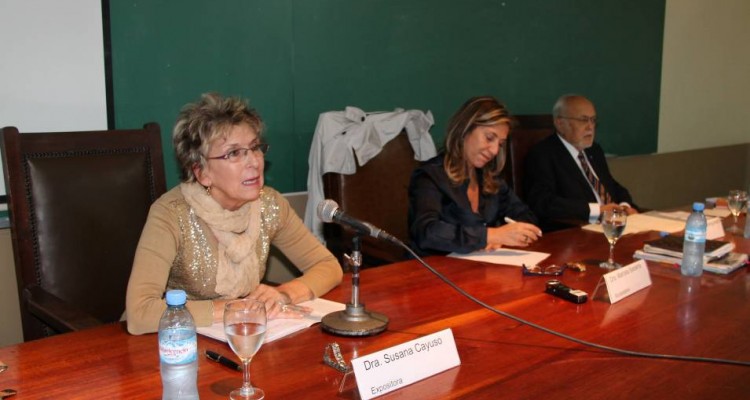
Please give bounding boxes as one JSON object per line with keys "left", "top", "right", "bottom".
{"left": 447, "top": 249, "right": 550, "bottom": 267}
{"left": 645, "top": 211, "right": 725, "bottom": 239}
{"left": 583, "top": 213, "right": 686, "bottom": 236}
{"left": 655, "top": 210, "right": 731, "bottom": 220}
{"left": 704, "top": 208, "right": 732, "bottom": 218}
{"left": 654, "top": 211, "right": 690, "bottom": 220}
{"left": 197, "top": 298, "right": 346, "bottom": 343}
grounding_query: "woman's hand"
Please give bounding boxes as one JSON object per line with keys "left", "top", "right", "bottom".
{"left": 246, "top": 283, "right": 312, "bottom": 320}
{"left": 211, "top": 282, "right": 316, "bottom": 323}
{"left": 485, "top": 222, "right": 542, "bottom": 250}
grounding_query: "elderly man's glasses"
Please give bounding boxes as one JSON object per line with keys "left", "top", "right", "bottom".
{"left": 206, "top": 143, "right": 270, "bottom": 163}
{"left": 559, "top": 116, "right": 597, "bottom": 126}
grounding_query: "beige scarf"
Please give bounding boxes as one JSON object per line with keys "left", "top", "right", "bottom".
{"left": 180, "top": 182, "right": 261, "bottom": 298}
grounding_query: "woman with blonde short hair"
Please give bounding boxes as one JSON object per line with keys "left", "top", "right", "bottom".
{"left": 126, "top": 93, "right": 342, "bottom": 334}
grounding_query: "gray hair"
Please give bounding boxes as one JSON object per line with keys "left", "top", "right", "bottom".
{"left": 172, "top": 93, "right": 264, "bottom": 183}
{"left": 552, "top": 94, "right": 588, "bottom": 118}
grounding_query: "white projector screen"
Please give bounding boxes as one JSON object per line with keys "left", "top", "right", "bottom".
{"left": 0, "top": 0, "right": 108, "bottom": 197}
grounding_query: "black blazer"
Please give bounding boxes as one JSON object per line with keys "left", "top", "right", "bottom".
{"left": 408, "top": 154, "right": 537, "bottom": 256}
{"left": 523, "top": 134, "right": 634, "bottom": 231}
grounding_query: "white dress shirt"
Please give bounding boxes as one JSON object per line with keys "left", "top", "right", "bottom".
{"left": 556, "top": 134, "right": 631, "bottom": 223}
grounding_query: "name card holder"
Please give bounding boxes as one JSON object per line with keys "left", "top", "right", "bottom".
{"left": 351, "top": 328, "right": 461, "bottom": 399}
{"left": 592, "top": 260, "right": 652, "bottom": 304}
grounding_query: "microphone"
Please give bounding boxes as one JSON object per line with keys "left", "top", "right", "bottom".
{"left": 317, "top": 199, "right": 402, "bottom": 245}
{"left": 316, "top": 199, "right": 397, "bottom": 336}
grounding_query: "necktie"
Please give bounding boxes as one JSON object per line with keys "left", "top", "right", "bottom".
{"left": 578, "top": 151, "right": 612, "bottom": 204}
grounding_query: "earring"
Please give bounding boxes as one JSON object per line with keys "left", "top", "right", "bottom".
{"left": 205, "top": 186, "right": 211, "bottom": 196}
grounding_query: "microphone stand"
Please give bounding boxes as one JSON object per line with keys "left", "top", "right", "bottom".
{"left": 321, "top": 235, "right": 389, "bottom": 336}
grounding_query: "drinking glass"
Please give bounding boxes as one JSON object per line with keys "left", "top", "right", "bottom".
{"left": 224, "top": 299, "right": 267, "bottom": 400}
{"left": 600, "top": 208, "right": 627, "bottom": 269}
{"left": 727, "top": 189, "right": 748, "bottom": 234}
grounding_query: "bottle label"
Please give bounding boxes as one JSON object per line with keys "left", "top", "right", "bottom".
{"left": 685, "top": 228, "right": 706, "bottom": 244}
{"left": 159, "top": 328, "right": 197, "bottom": 365}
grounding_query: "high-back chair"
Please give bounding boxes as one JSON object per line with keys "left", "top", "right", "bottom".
{"left": 506, "top": 115, "right": 555, "bottom": 199}
{"left": 322, "top": 131, "right": 419, "bottom": 268}
{"left": 1, "top": 123, "right": 166, "bottom": 341}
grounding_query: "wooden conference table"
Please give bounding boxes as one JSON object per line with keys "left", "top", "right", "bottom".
{"left": 1, "top": 216, "right": 749, "bottom": 399}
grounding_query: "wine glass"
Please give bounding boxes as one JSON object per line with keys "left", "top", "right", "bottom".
{"left": 600, "top": 208, "right": 627, "bottom": 269}
{"left": 727, "top": 189, "right": 748, "bottom": 234}
{"left": 224, "top": 299, "right": 267, "bottom": 400}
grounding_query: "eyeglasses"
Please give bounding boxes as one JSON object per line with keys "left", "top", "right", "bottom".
{"left": 559, "top": 116, "right": 597, "bottom": 126}
{"left": 205, "top": 143, "right": 269, "bottom": 163}
{"left": 522, "top": 263, "right": 565, "bottom": 276}
{"left": 521, "top": 262, "right": 586, "bottom": 276}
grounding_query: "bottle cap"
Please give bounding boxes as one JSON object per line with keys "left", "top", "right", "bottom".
{"left": 692, "top": 202, "right": 705, "bottom": 212}
{"left": 165, "top": 289, "right": 187, "bottom": 306}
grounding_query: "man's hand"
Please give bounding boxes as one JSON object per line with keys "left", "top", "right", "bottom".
{"left": 601, "top": 203, "right": 638, "bottom": 216}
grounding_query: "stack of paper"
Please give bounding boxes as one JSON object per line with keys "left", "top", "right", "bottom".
{"left": 642, "top": 234, "right": 734, "bottom": 259}
{"left": 633, "top": 234, "right": 747, "bottom": 275}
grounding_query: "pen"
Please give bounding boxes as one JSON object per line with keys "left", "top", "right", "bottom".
{"left": 205, "top": 350, "right": 241, "bottom": 371}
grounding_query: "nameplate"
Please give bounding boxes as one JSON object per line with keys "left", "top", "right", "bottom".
{"left": 602, "top": 260, "right": 652, "bottom": 304}
{"left": 351, "top": 328, "right": 461, "bottom": 399}
{"left": 706, "top": 217, "right": 725, "bottom": 240}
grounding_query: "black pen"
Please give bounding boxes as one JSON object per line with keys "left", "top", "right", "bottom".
{"left": 205, "top": 350, "right": 241, "bottom": 371}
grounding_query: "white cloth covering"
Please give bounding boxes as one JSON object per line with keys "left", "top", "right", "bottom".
{"left": 304, "top": 106, "right": 436, "bottom": 242}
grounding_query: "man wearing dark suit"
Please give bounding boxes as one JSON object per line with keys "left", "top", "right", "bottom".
{"left": 523, "top": 94, "right": 637, "bottom": 231}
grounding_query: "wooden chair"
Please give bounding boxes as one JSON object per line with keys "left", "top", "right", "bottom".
{"left": 506, "top": 114, "right": 555, "bottom": 199}
{"left": 322, "top": 131, "right": 419, "bottom": 268}
{"left": 1, "top": 124, "right": 166, "bottom": 341}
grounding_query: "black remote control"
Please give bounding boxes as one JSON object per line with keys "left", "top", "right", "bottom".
{"left": 545, "top": 280, "right": 588, "bottom": 304}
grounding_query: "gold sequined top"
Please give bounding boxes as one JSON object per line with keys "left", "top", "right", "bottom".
{"left": 166, "top": 188, "right": 280, "bottom": 298}
{"left": 125, "top": 185, "right": 342, "bottom": 334}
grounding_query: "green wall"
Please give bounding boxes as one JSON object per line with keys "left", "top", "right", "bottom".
{"left": 111, "top": 0, "right": 665, "bottom": 192}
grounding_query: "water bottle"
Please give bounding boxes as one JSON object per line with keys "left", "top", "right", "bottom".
{"left": 159, "top": 290, "right": 199, "bottom": 400}
{"left": 681, "top": 202, "right": 706, "bottom": 277}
